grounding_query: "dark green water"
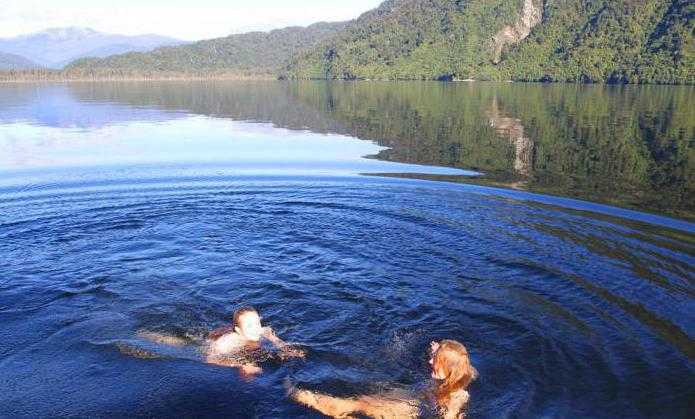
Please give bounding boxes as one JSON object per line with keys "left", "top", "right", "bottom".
{"left": 8, "top": 81, "right": 689, "bottom": 219}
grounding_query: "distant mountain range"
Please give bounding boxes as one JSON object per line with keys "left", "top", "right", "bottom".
{"left": 0, "top": 27, "right": 185, "bottom": 69}
{"left": 0, "top": 51, "right": 38, "bottom": 70}
{"left": 4, "top": 1, "right": 694, "bottom": 84}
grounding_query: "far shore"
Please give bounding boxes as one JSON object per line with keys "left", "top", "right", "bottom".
{"left": 0, "top": 72, "right": 692, "bottom": 86}
{"left": 0, "top": 73, "right": 278, "bottom": 83}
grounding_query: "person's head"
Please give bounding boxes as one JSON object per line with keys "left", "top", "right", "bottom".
{"left": 429, "top": 340, "right": 477, "bottom": 405}
{"left": 233, "top": 306, "right": 263, "bottom": 342}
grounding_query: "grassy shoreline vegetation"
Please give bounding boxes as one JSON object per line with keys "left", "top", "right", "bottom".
{"left": 0, "top": 0, "right": 693, "bottom": 84}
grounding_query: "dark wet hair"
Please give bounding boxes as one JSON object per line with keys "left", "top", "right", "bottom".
{"left": 233, "top": 306, "right": 259, "bottom": 328}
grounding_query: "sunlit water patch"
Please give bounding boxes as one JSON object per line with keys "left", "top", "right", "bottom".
{"left": 0, "top": 82, "right": 693, "bottom": 418}
{"left": 0, "top": 116, "right": 475, "bottom": 177}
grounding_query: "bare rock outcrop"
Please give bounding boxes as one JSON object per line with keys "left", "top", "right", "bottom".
{"left": 492, "top": 0, "right": 543, "bottom": 64}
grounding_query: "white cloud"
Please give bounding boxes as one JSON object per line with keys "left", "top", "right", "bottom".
{"left": 0, "top": 0, "right": 383, "bottom": 40}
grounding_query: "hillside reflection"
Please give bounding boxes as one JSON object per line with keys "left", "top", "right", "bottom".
{"left": 2, "top": 81, "right": 692, "bottom": 219}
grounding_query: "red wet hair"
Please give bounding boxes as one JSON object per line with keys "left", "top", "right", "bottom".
{"left": 432, "top": 340, "right": 477, "bottom": 407}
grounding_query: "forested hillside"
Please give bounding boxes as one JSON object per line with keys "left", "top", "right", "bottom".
{"left": 283, "top": 0, "right": 694, "bottom": 84}
{"left": 65, "top": 22, "right": 347, "bottom": 78}
{"left": 501, "top": 0, "right": 694, "bottom": 83}
{"left": 11, "top": 0, "right": 694, "bottom": 83}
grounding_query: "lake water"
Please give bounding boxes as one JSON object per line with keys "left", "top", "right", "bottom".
{"left": 0, "top": 81, "right": 693, "bottom": 418}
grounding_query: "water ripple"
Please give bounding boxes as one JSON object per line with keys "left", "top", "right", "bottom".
{"left": 1, "top": 174, "right": 693, "bottom": 418}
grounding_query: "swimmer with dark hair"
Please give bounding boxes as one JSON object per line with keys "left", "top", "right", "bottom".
{"left": 137, "top": 306, "right": 305, "bottom": 376}
{"left": 204, "top": 306, "right": 305, "bottom": 374}
{"left": 289, "top": 339, "right": 477, "bottom": 418}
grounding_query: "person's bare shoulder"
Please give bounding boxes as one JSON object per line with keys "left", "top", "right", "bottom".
{"left": 208, "top": 325, "right": 235, "bottom": 341}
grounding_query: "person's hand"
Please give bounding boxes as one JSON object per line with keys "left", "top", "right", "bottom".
{"left": 264, "top": 327, "right": 279, "bottom": 340}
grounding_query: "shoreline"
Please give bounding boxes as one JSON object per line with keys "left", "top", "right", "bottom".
{"left": 0, "top": 75, "right": 278, "bottom": 83}
{"left": 0, "top": 72, "right": 692, "bottom": 86}
{"left": 1, "top": 77, "right": 693, "bottom": 86}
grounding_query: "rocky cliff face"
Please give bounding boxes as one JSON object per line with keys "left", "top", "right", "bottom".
{"left": 492, "top": 0, "right": 543, "bottom": 63}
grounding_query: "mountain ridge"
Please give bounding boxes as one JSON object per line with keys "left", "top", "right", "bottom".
{"left": 0, "top": 27, "right": 185, "bottom": 68}
{"left": 0, "top": 51, "right": 39, "bottom": 70}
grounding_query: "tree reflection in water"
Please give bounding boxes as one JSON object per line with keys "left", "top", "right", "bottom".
{"left": 2, "top": 81, "right": 691, "bottom": 219}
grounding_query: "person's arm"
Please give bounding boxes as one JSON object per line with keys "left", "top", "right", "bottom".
{"left": 262, "top": 327, "right": 306, "bottom": 359}
{"left": 262, "top": 327, "right": 285, "bottom": 346}
{"left": 291, "top": 388, "right": 418, "bottom": 419}
{"left": 355, "top": 395, "right": 419, "bottom": 418}
{"left": 291, "top": 388, "right": 362, "bottom": 418}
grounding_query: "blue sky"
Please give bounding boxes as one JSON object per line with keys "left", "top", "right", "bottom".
{"left": 0, "top": 0, "right": 384, "bottom": 40}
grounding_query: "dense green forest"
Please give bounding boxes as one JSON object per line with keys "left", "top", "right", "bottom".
{"left": 62, "top": 22, "right": 346, "bottom": 79}
{"left": 284, "top": 0, "right": 694, "bottom": 84}
{"left": 4, "top": 0, "right": 693, "bottom": 84}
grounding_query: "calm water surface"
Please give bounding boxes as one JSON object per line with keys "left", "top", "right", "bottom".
{"left": 0, "top": 82, "right": 693, "bottom": 418}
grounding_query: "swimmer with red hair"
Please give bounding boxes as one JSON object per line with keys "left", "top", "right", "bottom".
{"left": 290, "top": 339, "right": 476, "bottom": 418}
